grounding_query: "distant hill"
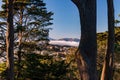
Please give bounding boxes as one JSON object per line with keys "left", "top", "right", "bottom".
{"left": 97, "top": 27, "right": 120, "bottom": 42}
{"left": 59, "top": 38, "right": 80, "bottom": 42}
{"left": 48, "top": 37, "right": 55, "bottom": 40}
{"left": 49, "top": 26, "right": 120, "bottom": 47}
{"left": 49, "top": 38, "right": 80, "bottom": 47}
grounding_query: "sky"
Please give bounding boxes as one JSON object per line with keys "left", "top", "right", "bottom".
{"left": 0, "top": 0, "right": 120, "bottom": 39}
{"left": 44, "top": 0, "right": 120, "bottom": 39}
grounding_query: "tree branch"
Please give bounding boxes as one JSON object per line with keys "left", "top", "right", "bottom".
{"left": 71, "top": 0, "right": 86, "bottom": 10}
{"left": 71, "top": 0, "right": 81, "bottom": 7}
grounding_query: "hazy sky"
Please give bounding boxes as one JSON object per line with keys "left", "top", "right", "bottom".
{"left": 0, "top": 0, "right": 120, "bottom": 39}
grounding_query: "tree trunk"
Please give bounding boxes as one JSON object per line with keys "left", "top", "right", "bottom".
{"left": 101, "top": 0, "right": 115, "bottom": 80}
{"left": 6, "top": 0, "right": 14, "bottom": 80}
{"left": 71, "top": 0, "right": 97, "bottom": 80}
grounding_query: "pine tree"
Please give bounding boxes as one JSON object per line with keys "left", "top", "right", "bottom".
{"left": 0, "top": 0, "right": 53, "bottom": 79}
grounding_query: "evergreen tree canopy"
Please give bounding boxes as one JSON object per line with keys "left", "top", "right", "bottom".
{"left": 0, "top": 0, "right": 53, "bottom": 54}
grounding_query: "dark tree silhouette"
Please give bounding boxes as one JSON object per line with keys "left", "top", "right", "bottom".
{"left": 71, "top": 0, "right": 97, "bottom": 80}
{"left": 6, "top": 0, "right": 14, "bottom": 80}
{"left": 101, "top": 0, "right": 115, "bottom": 80}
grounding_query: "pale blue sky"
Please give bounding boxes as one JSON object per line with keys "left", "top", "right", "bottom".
{"left": 0, "top": 0, "right": 120, "bottom": 39}
{"left": 44, "top": 0, "right": 120, "bottom": 39}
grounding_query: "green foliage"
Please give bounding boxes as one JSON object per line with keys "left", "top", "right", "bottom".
{"left": 0, "top": 63, "right": 6, "bottom": 74}
{"left": 0, "top": 53, "right": 75, "bottom": 80}
{"left": 20, "top": 53, "right": 70, "bottom": 80}
{"left": 0, "top": 63, "right": 6, "bottom": 79}
{"left": 97, "top": 27, "right": 120, "bottom": 49}
{"left": 0, "top": 0, "right": 53, "bottom": 52}
{"left": 114, "top": 69, "right": 120, "bottom": 80}
{"left": 0, "top": 0, "right": 54, "bottom": 79}
{"left": 0, "top": 3, "right": 53, "bottom": 76}
{"left": 97, "top": 27, "right": 120, "bottom": 79}
{"left": 0, "top": 51, "right": 80, "bottom": 80}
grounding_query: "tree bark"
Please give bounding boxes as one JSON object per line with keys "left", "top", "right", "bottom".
{"left": 71, "top": 0, "right": 97, "bottom": 80}
{"left": 6, "top": 0, "right": 14, "bottom": 80}
{"left": 101, "top": 0, "right": 115, "bottom": 80}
